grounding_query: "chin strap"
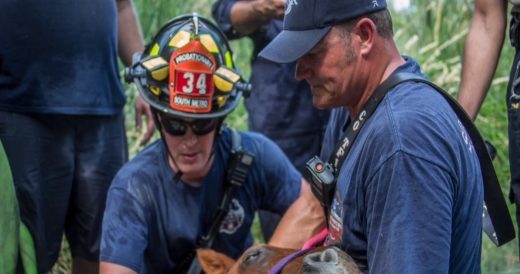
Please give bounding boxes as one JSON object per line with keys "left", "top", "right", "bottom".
{"left": 172, "top": 170, "right": 183, "bottom": 184}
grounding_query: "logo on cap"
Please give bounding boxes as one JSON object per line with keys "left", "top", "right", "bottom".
{"left": 372, "top": 0, "right": 380, "bottom": 8}
{"left": 285, "top": 0, "right": 298, "bottom": 15}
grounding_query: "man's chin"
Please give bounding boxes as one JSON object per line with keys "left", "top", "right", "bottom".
{"left": 312, "top": 98, "right": 333, "bottom": 109}
{"left": 175, "top": 154, "right": 214, "bottom": 182}
{"left": 178, "top": 163, "right": 203, "bottom": 174}
{"left": 178, "top": 165, "right": 206, "bottom": 183}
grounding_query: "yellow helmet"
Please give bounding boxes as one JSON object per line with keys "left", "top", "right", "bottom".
{"left": 126, "top": 13, "right": 250, "bottom": 119}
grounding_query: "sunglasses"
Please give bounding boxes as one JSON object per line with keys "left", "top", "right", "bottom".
{"left": 159, "top": 115, "right": 219, "bottom": 136}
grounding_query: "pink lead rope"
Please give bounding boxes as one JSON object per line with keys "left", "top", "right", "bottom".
{"left": 302, "top": 227, "right": 328, "bottom": 249}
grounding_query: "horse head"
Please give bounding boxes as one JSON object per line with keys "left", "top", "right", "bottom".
{"left": 197, "top": 244, "right": 361, "bottom": 274}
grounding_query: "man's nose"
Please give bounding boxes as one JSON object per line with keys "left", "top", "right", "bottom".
{"left": 295, "top": 57, "right": 311, "bottom": 81}
{"left": 183, "top": 129, "right": 198, "bottom": 146}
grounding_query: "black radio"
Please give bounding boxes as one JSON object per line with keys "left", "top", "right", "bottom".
{"left": 305, "top": 156, "right": 336, "bottom": 209}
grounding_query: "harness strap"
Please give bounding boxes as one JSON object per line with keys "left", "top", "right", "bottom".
{"left": 510, "top": 6, "right": 520, "bottom": 48}
{"left": 327, "top": 72, "right": 415, "bottom": 174}
{"left": 197, "top": 128, "right": 251, "bottom": 248}
{"left": 390, "top": 73, "right": 515, "bottom": 246}
{"left": 327, "top": 72, "right": 513, "bottom": 246}
{"left": 186, "top": 127, "right": 254, "bottom": 274}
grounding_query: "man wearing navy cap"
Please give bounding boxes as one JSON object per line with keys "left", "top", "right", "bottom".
{"left": 261, "top": 0, "right": 484, "bottom": 272}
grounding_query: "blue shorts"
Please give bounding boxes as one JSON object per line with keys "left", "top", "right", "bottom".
{"left": 0, "top": 111, "right": 127, "bottom": 273}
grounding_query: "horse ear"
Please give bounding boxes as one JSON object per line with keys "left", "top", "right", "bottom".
{"left": 196, "top": 248, "right": 236, "bottom": 274}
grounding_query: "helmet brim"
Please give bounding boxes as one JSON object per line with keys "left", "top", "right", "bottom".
{"left": 134, "top": 77, "right": 241, "bottom": 119}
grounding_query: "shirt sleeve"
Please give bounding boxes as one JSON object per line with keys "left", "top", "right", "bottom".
{"left": 100, "top": 185, "right": 150, "bottom": 272}
{"left": 365, "top": 151, "right": 453, "bottom": 273}
{"left": 211, "top": 0, "right": 241, "bottom": 39}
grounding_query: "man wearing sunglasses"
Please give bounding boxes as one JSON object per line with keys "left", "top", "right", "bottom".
{"left": 99, "top": 14, "right": 324, "bottom": 274}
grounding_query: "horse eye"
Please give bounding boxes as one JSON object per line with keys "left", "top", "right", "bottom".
{"left": 245, "top": 249, "right": 261, "bottom": 263}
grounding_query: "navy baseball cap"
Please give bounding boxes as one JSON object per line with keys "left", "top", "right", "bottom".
{"left": 259, "top": 0, "right": 387, "bottom": 63}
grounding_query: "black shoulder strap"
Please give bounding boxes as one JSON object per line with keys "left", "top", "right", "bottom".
{"left": 389, "top": 72, "right": 515, "bottom": 246}
{"left": 327, "top": 72, "right": 514, "bottom": 246}
{"left": 197, "top": 128, "right": 253, "bottom": 247}
{"left": 186, "top": 127, "right": 254, "bottom": 274}
{"left": 230, "top": 126, "right": 243, "bottom": 153}
{"left": 328, "top": 72, "right": 418, "bottom": 172}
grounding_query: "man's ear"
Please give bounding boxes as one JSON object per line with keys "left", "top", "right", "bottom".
{"left": 354, "top": 18, "right": 377, "bottom": 57}
{"left": 197, "top": 248, "right": 236, "bottom": 274}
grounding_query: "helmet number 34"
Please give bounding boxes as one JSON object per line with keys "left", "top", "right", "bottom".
{"left": 178, "top": 71, "right": 210, "bottom": 95}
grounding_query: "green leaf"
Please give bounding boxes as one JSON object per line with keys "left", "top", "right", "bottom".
{"left": 0, "top": 141, "right": 19, "bottom": 274}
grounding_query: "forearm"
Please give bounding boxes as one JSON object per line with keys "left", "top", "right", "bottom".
{"left": 229, "top": 1, "right": 269, "bottom": 35}
{"left": 458, "top": 0, "right": 507, "bottom": 120}
{"left": 100, "top": 262, "right": 137, "bottom": 274}
{"left": 230, "top": 0, "right": 284, "bottom": 36}
{"left": 268, "top": 180, "right": 326, "bottom": 249}
{"left": 117, "top": 0, "right": 144, "bottom": 66}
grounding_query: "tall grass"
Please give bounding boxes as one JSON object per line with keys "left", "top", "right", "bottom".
{"left": 51, "top": 0, "right": 519, "bottom": 273}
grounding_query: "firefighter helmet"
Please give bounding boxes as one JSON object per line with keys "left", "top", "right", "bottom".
{"left": 126, "top": 13, "right": 250, "bottom": 119}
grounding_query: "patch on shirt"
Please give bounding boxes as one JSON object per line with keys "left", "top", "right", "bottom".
{"left": 219, "top": 199, "right": 244, "bottom": 234}
{"left": 326, "top": 191, "right": 344, "bottom": 245}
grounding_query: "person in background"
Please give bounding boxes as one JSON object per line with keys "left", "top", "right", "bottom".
{"left": 260, "top": 0, "right": 484, "bottom": 272}
{"left": 0, "top": 0, "right": 153, "bottom": 273}
{"left": 99, "top": 14, "right": 324, "bottom": 274}
{"left": 458, "top": 0, "right": 520, "bottom": 257}
{"left": 212, "top": 0, "right": 331, "bottom": 241}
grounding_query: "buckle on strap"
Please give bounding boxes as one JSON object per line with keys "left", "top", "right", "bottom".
{"left": 226, "top": 151, "right": 253, "bottom": 187}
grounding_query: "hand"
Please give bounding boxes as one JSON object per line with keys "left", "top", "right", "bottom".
{"left": 135, "top": 95, "right": 155, "bottom": 146}
{"left": 254, "top": 0, "right": 286, "bottom": 21}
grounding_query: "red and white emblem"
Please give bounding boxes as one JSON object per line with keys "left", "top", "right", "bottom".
{"left": 326, "top": 191, "right": 344, "bottom": 245}
{"left": 169, "top": 39, "right": 216, "bottom": 113}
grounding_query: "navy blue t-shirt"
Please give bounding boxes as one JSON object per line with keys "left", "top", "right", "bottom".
{"left": 100, "top": 128, "right": 301, "bottom": 273}
{"left": 0, "top": 0, "right": 125, "bottom": 115}
{"left": 212, "top": 0, "right": 330, "bottom": 170}
{"left": 321, "top": 57, "right": 483, "bottom": 273}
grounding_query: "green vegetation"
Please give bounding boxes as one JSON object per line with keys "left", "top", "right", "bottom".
{"left": 50, "top": 0, "right": 519, "bottom": 273}
{"left": 0, "top": 142, "right": 19, "bottom": 274}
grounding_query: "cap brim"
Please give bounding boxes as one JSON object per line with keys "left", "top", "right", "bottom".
{"left": 258, "top": 27, "right": 331, "bottom": 63}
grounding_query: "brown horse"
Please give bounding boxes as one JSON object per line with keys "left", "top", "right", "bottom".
{"left": 197, "top": 244, "right": 361, "bottom": 274}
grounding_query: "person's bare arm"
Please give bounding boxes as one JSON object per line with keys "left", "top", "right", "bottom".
{"left": 116, "top": 0, "right": 144, "bottom": 66}
{"left": 100, "top": 262, "right": 137, "bottom": 274}
{"left": 268, "top": 179, "right": 326, "bottom": 249}
{"left": 458, "top": 0, "right": 507, "bottom": 120}
{"left": 230, "top": 0, "right": 285, "bottom": 35}
{"left": 117, "top": 0, "right": 154, "bottom": 145}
